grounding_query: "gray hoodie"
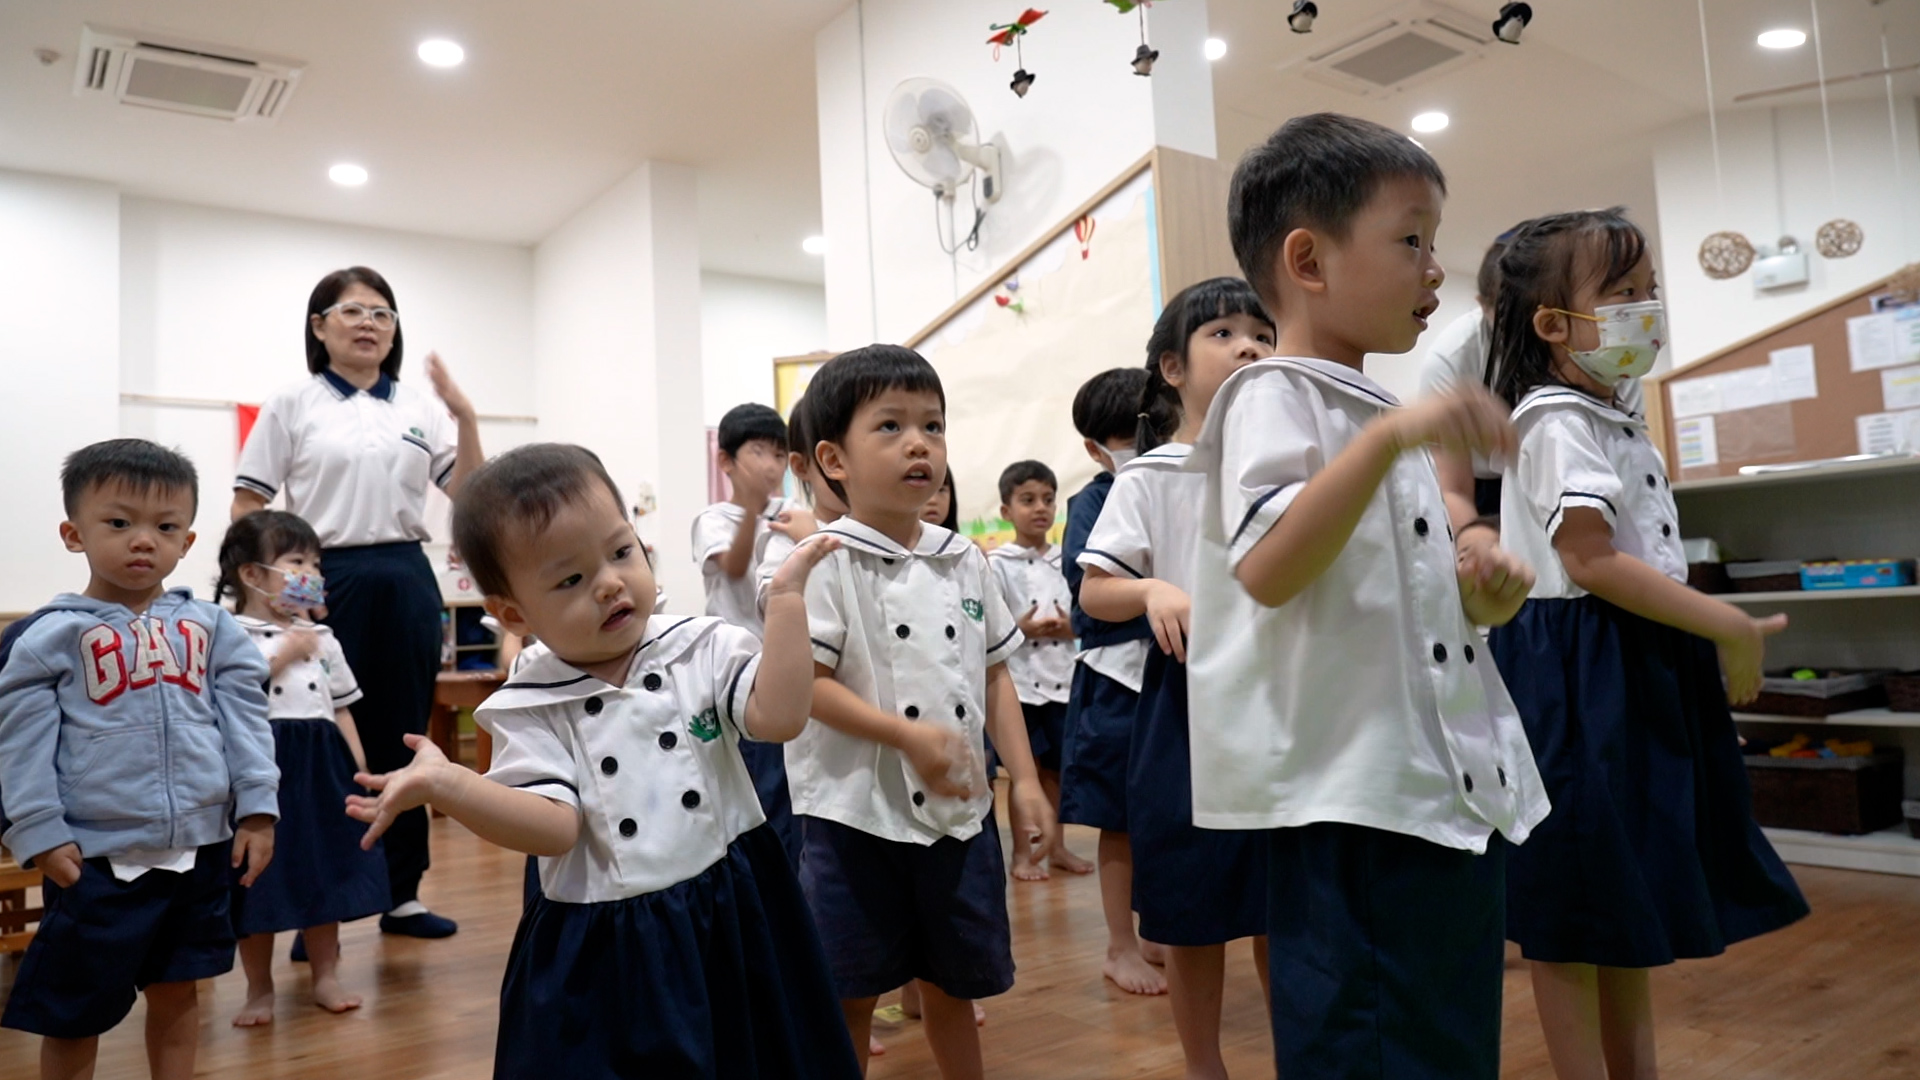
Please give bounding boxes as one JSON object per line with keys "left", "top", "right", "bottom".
{"left": 0, "top": 588, "right": 278, "bottom": 863}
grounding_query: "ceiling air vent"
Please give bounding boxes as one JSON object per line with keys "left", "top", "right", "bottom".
{"left": 1301, "top": 3, "right": 1491, "bottom": 99}
{"left": 73, "top": 25, "right": 303, "bottom": 124}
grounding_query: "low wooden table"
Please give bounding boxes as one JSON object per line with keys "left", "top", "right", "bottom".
{"left": 0, "top": 851, "right": 44, "bottom": 955}
{"left": 430, "top": 670, "right": 505, "bottom": 780}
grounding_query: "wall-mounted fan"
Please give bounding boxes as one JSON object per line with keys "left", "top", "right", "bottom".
{"left": 884, "top": 78, "right": 1004, "bottom": 205}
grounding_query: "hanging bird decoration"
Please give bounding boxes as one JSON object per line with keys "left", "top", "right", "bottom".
{"left": 1108, "top": 0, "right": 1159, "bottom": 75}
{"left": 989, "top": 9, "right": 1047, "bottom": 97}
{"left": 1103, "top": 0, "right": 1145, "bottom": 11}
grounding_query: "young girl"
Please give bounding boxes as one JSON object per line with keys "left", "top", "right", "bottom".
{"left": 922, "top": 469, "right": 958, "bottom": 531}
{"left": 216, "top": 511, "right": 389, "bottom": 1025}
{"left": 1486, "top": 209, "right": 1810, "bottom": 1080}
{"left": 1079, "top": 278, "right": 1274, "bottom": 1078}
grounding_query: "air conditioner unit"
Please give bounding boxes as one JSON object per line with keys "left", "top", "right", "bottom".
{"left": 72, "top": 25, "right": 302, "bottom": 124}
{"left": 1301, "top": 3, "right": 1491, "bottom": 99}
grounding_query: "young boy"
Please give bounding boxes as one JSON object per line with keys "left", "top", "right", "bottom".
{"left": 986, "top": 460, "right": 1089, "bottom": 881}
{"left": 787, "top": 344, "right": 1057, "bottom": 1080}
{"left": 0, "top": 439, "right": 278, "bottom": 1080}
{"left": 1185, "top": 113, "right": 1548, "bottom": 1079}
{"left": 692, "top": 402, "right": 795, "bottom": 859}
{"left": 1056, "top": 367, "right": 1166, "bottom": 996}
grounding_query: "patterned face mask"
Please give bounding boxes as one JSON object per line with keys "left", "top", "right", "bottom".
{"left": 1549, "top": 300, "right": 1666, "bottom": 385}
{"left": 251, "top": 564, "right": 326, "bottom": 612}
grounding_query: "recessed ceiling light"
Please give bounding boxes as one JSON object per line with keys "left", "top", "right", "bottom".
{"left": 1757, "top": 28, "right": 1806, "bottom": 49}
{"left": 1204, "top": 38, "right": 1227, "bottom": 62}
{"left": 329, "top": 163, "right": 368, "bottom": 187}
{"left": 418, "top": 39, "right": 465, "bottom": 67}
{"left": 1411, "top": 111, "right": 1450, "bottom": 134}
{"left": 802, "top": 235, "right": 828, "bottom": 256}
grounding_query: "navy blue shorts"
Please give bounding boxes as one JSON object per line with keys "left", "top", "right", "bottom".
{"left": 738, "top": 740, "right": 801, "bottom": 871}
{"left": 798, "top": 813, "right": 1014, "bottom": 1001}
{"left": 1266, "top": 823, "right": 1506, "bottom": 1080}
{"left": 1058, "top": 665, "right": 1135, "bottom": 832}
{"left": 1021, "top": 699, "right": 1067, "bottom": 773}
{"left": 2, "top": 841, "right": 236, "bottom": 1039}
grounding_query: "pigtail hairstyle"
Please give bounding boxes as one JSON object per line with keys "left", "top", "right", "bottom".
{"left": 1487, "top": 207, "right": 1648, "bottom": 408}
{"left": 1137, "top": 277, "right": 1273, "bottom": 452}
{"left": 216, "top": 510, "right": 323, "bottom": 609}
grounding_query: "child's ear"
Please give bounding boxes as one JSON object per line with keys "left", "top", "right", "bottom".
{"left": 180, "top": 529, "right": 196, "bottom": 556}
{"left": 788, "top": 451, "right": 808, "bottom": 477}
{"left": 484, "top": 594, "right": 532, "bottom": 639}
{"left": 59, "top": 521, "right": 83, "bottom": 553}
{"left": 1280, "top": 227, "right": 1326, "bottom": 295}
{"left": 1083, "top": 438, "right": 1108, "bottom": 469}
{"left": 1532, "top": 306, "right": 1570, "bottom": 346}
{"left": 1159, "top": 350, "right": 1187, "bottom": 389}
{"left": 816, "top": 440, "right": 850, "bottom": 483}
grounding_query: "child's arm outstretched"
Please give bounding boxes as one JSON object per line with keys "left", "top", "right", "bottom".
{"left": 1080, "top": 569, "right": 1190, "bottom": 661}
{"left": 1554, "top": 510, "right": 1786, "bottom": 704}
{"left": 1236, "top": 387, "right": 1516, "bottom": 608}
{"left": 744, "top": 536, "right": 839, "bottom": 741}
{"left": 347, "top": 734, "right": 579, "bottom": 856}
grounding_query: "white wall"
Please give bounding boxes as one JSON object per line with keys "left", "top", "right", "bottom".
{"left": 0, "top": 170, "right": 122, "bottom": 613}
{"left": 117, "top": 197, "right": 539, "bottom": 598}
{"left": 816, "top": 0, "right": 1213, "bottom": 347}
{"left": 1654, "top": 97, "right": 1920, "bottom": 367}
{"left": 700, "top": 272, "right": 827, "bottom": 425}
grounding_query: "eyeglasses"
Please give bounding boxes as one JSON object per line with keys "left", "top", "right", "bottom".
{"left": 321, "top": 302, "right": 399, "bottom": 330}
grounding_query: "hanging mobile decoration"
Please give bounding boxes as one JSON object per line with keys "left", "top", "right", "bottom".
{"left": 995, "top": 276, "right": 1026, "bottom": 313}
{"left": 1808, "top": 0, "right": 1862, "bottom": 259}
{"left": 1693, "top": 0, "right": 1753, "bottom": 280}
{"left": 988, "top": 9, "right": 1048, "bottom": 98}
{"left": 1073, "top": 214, "right": 1097, "bottom": 260}
{"left": 1130, "top": 2, "right": 1159, "bottom": 76}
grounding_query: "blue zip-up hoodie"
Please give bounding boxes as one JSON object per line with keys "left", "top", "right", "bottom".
{"left": 0, "top": 588, "right": 278, "bottom": 865}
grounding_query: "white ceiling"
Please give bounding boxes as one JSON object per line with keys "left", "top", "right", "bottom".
{"left": 2, "top": 0, "right": 1912, "bottom": 288}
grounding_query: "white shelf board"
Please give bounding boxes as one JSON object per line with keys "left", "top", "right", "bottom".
{"left": 1673, "top": 453, "right": 1920, "bottom": 494}
{"left": 1734, "top": 709, "right": 1920, "bottom": 728}
{"left": 1720, "top": 586, "right": 1920, "bottom": 603}
{"left": 1762, "top": 825, "right": 1920, "bottom": 877}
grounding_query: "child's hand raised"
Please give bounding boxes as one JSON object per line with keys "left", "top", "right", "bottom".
{"left": 769, "top": 506, "right": 818, "bottom": 542}
{"left": 347, "top": 733, "right": 453, "bottom": 849}
{"left": 1386, "top": 386, "right": 1516, "bottom": 460}
{"left": 766, "top": 535, "right": 840, "bottom": 602}
{"left": 1144, "top": 580, "right": 1191, "bottom": 662}
{"left": 1717, "top": 614, "right": 1789, "bottom": 706}
{"left": 231, "top": 814, "right": 276, "bottom": 887}
{"left": 1457, "top": 544, "right": 1535, "bottom": 627}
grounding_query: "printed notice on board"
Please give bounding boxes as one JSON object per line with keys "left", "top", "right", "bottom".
{"left": 1675, "top": 415, "right": 1718, "bottom": 468}
{"left": 1849, "top": 308, "right": 1920, "bottom": 372}
{"left": 1856, "top": 409, "right": 1920, "bottom": 455}
{"left": 1883, "top": 364, "right": 1920, "bottom": 412}
{"left": 1669, "top": 377, "right": 1724, "bottom": 418}
{"left": 1768, "top": 345, "right": 1819, "bottom": 400}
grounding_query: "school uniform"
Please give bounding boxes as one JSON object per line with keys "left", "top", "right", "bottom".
{"left": 1078, "top": 446, "right": 1267, "bottom": 948}
{"left": 478, "top": 615, "right": 858, "bottom": 1079}
{"left": 229, "top": 617, "right": 389, "bottom": 935}
{"left": 1057, "top": 472, "right": 1152, "bottom": 832}
{"left": 1186, "top": 358, "right": 1550, "bottom": 1080}
{"left": 1492, "top": 385, "right": 1808, "bottom": 967}
{"left": 236, "top": 368, "right": 458, "bottom": 910}
{"left": 692, "top": 497, "right": 798, "bottom": 867}
{"left": 792, "top": 518, "right": 1021, "bottom": 1001}
{"left": 986, "top": 542, "right": 1075, "bottom": 772}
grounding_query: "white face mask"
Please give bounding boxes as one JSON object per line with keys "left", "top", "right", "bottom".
{"left": 1552, "top": 300, "right": 1665, "bottom": 385}
{"left": 1104, "top": 447, "right": 1139, "bottom": 472}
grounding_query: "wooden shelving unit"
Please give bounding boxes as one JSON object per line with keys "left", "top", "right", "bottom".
{"left": 441, "top": 600, "right": 501, "bottom": 672}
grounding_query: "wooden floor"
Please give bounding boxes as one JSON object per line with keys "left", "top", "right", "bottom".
{"left": 4, "top": 817, "right": 1919, "bottom": 1079}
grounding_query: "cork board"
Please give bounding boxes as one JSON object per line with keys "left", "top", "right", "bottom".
{"left": 1646, "top": 265, "right": 1920, "bottom": 481}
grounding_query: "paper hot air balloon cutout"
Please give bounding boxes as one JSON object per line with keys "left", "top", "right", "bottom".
{"left": 1073, "top": 214, "right": 1097, "bottom": 260}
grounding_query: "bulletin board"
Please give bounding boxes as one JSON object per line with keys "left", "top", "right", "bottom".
{"left": 1646, "top": 264, "right": 1920, "bottom": 481}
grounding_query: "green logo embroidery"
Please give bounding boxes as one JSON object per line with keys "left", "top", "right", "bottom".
{"left": 962, "top": 598, "right": 985, "bottom": 622}
{"left": 409, "top": 426, "right": 426, "bottom": 438}
{"left": 688, "top": 708, "right": 721, "bottom": 743}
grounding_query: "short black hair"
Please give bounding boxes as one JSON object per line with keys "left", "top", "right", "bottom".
{"left": 215, "top": 510, "right": 321, "bottom": 607}
{"left": 1071, "top": 367, "right": 1148, "bottom": 445}
{"left": 61, "top": 439, "right": 199, "bottom": 519}
{"left": 1138, "top": 278, "right": 1273, "bottom": 452}
{"left": 717, "top": 403, "right": 788, "bottom": 458}
{"left": 998, "top": 460, "right": 1057, "bottom": 504}
{"left": 1229, "top": 113, "right": 1448, "bottom": 304}
{"left": 806, "top": 345, "right": 946, "bottom": 501}
{"left": 933, "top": 470, "right": 959, "bottom": 531}
{"left": 1487, "top": 207, "right": 1649, "bottom": 408}
{"left": 306, "top": 266, "right": 404, "bottom": 381}
{"left": 452, "top": 443, "right": 625, "bottom": 598}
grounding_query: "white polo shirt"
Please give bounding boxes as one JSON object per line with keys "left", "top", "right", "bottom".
{"left": 690, "top": 499, "right": 788, "bottom": 638}
{"left": 986, "top": 543, "right": 1075, "bottom": 705}
{"left": 1184, "top": 358, "right": 1549, "bottom": 852}
{"left": 235, "top": 370, "right": 459, "bottom": 548}
{"left": 1501, "top": 386, "right": 1686, "bottom": 599}
{"left": 794, "top": 517, "right": 1022, "bottom": 845}
{"left": 237, "top": 616, "right": 363, "bottom": 719}
{"left": 476, "top": 615, "right": 766, "bottom": 903}
{"left": 1417, "top": 310, "right": 1643, "bottom": 481}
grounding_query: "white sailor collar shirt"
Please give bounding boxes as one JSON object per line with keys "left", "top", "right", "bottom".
{"left": 986, "top": 542, "right": 1075, "bottom": 705}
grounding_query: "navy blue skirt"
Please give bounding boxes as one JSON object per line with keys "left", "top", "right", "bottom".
{"left": 1491, "top": 596, "right": 1809, "bottom": 967}
{"left": 496, "top": 825, "right": 860, "bottom": 1080}
{"left": 231, "top": 718, "right": 389, "bottom": 935}
{"left": 1127, "top": 649, "right": 1267, "bottom": 946}
{"left": 1059, "top": 664, "right": 1136, "bottom": 832}
{"left": 737, "top": 741, "right": 799, "bottom": 871}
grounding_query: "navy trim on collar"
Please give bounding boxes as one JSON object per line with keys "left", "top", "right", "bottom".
{"left": 320, "top": 367, "right": 395, "bottom": 401}
{"left": 641, "top": 617, "right": 697, "bottom": 652}
{"left": 818, "top": 526, "right": 905, "bottom": 557}
{"left": 500, "top": 673, "right": 594, "bottom": 691}
{"left": 1278, "top": 358, "right": 1398, "bottom": 407}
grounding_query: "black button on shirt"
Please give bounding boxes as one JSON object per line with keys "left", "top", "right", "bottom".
{"left": 1432, "top": 643, "right": 1448, "bottom": 663}
{"left": 643, "top": 673, "right": 663, "bottom": 692}
{"left": 681, "top": 791, "right": 701, "bottom": 810}
{"left": 658, "top": 731, "right": 677, "bottom": 750}
{"left": 1414, "top": 518, "right": 1430, "bottom": 537}
{"left": 618, "top": 818, "right": 637, "bottom": 837}
{"left": 584, "top": 696, "right": 603, "bottom": 715}
{"left": 600, "top": 757, "right": 618, "bottom": 775}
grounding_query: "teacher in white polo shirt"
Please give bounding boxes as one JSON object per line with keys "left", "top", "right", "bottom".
{"left": 231, "top": 266, "right": 483, "bottom": 939}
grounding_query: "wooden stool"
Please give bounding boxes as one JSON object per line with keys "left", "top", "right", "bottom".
{"left": 0, "top": 850, "right": 45, "bottom": 955}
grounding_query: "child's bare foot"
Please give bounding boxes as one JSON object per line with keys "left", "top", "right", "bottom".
{"left": 1050, "top": 847, "right": 1096, "bottom": 874}
{"left": 233, "top": 989, "right": 276, "bottom": 1027}
{"left": 1103, "top": 947, "right": 1168, "bottom": 995}
{"left": 1011, "top": 854, "right": 1051, "bottom": 881}
{"left": 869, "top": 1035, "right": 886, "bottom": 1057}
{"left": 1140, "top": 939, "right": 1169, "bottom": 965}
{"left": 972, "top": 1000, "right": 987, "bottom": 1026}
{"left": 313, "top": 974, "right": 363, "bottom": 1014}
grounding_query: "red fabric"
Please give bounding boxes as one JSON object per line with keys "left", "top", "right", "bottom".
{"left": 236, "top": 403, "right": 260, "bottom": 451}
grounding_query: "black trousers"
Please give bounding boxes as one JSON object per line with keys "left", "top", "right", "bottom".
{"left": 322, "top": 541, "right": 442, "bottom": 907}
